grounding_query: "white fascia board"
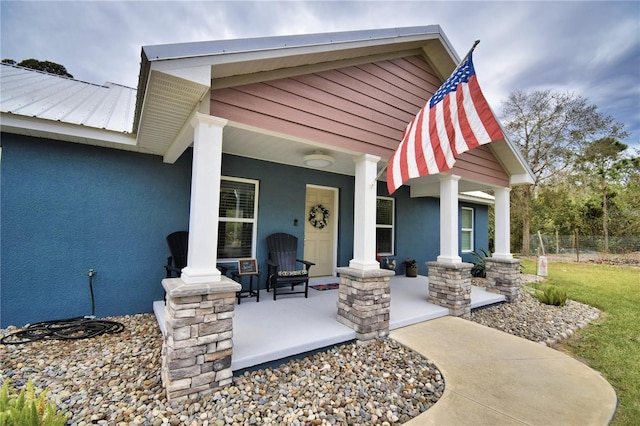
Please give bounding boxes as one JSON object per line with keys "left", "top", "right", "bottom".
{"left": 510, "top": 173, "right": 535, "bottom": 186}
{"left": 146, "top": 31, "right": 448, "bottom": 79}
{"left": 145, "top": 26, "right": 445, "bottom": 63}
{"left": 149, "top": 62, "right": 212, "bottom": 87}
{"left": 459, "top": 191, "right": 495, "bottom": 206}
{"left": 1, "top": 113, "right": 137, "bottom": 148}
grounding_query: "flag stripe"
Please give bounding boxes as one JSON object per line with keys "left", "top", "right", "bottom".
{"left": 456, "top": 85, "right": 478, "bottom": 151}
{"left": 387, "top": 51, "right": 504, "bottom": 195}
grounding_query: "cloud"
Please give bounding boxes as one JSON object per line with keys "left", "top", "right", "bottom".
{"left": 1, "top": 0, "right": 638, "bottom": 146}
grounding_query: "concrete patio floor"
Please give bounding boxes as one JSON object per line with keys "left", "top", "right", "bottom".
{"left": 154, "top": 274, "right": 504, "bottom": 371}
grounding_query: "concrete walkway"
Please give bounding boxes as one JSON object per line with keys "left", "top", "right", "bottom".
{"left": 391, "top": 317, "right": 617, "bottom": 425}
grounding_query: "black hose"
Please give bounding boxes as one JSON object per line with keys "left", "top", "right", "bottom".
{"left": 0, "top": 317, "right": 124, "bottom": 345}
{"left": 88, "top": 269, "right": 96, "bottom": 317}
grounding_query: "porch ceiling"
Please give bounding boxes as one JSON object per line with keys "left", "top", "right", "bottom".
{"left": 221, "top": 124, "right": 370, "bottom": 177}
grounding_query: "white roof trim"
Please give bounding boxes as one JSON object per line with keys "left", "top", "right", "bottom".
{"left": 459, "top": 191, "right": 495, "bottom": 205}
{"left": 1, "top": 114, "right": 137, "bottom": 148}
{"left": 143, "top": 26, "right": 449, "bottom": 62}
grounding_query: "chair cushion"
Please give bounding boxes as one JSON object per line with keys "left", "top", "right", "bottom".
{"left": 278, "top": 269, "right": 308, "bottom": 277}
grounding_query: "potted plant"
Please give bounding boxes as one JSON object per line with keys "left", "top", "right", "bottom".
{"left": 402, "top": 258, "right": 418, "bottom": 277}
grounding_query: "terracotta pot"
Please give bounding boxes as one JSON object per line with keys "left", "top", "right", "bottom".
{"left": 405, "top": 266, "right": 418, "bottom": 277}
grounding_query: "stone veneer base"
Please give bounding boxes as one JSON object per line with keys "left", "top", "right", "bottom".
{"left": 427, "top": 261, "right": 473, "bottom": 319}
{"left": 485, "top": 257, "right": 522, "bottom": 303}
{"left": 335, "top": 267, "right": 395, "bottom": 342}
{"left": 161, "top": 277, "right": 241, "bottom": 401}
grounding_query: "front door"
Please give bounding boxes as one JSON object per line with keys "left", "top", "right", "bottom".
{"left": 304, "top": 185, "right": 337, "bottom": 277}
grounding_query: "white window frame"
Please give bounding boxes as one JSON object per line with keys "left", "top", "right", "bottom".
{"left": 376, "top": 196, "right": 395, "bottom": 256}
{"left": 218, "top": 176, "right": 259, "bottom": 262}
{"left": 461, "top": 207, "right": 474, "bottom": 253}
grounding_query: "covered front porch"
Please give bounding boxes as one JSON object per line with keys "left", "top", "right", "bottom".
{"left": 154, "top": 275, "right": 504, "bottom": 372}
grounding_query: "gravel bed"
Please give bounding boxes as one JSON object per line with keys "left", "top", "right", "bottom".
{"left": 470, "top": 275, "right": 601, "bottom": 346}
{"left": 0, "top": 275, "right": 600, "bottom": 425}
{"left": 1, "top": 318, "right": 442, "bottom": 425}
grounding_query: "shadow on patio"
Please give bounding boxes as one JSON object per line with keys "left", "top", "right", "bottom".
{"left": 154, "top": 275, "right": 504, "bottom": 372}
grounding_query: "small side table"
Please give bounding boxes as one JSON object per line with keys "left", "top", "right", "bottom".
{"left": 232, "top": 271, "right": 261, "bottom": 304}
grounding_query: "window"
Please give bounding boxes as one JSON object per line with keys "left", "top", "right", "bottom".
{"left": 376, "top": 197, "right": 395, "bottom": 255}
{"left": 461, "top": 207, "right": 474, "bottom": 252}
{"left": 217, "top": 177, "right": 259, "bottom": 261}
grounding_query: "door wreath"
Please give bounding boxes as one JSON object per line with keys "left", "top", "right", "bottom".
{"left": 308, "top": 204, "right": 330, "bottom": 229}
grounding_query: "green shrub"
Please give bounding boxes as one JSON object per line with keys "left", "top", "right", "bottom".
{"left": 531, "top": 285, "right": 568, "bottom": 306}
{"left": 0, "top": 379, "right": 70, "bottom": 425}
{"left": 470, "top": 248, "right": 491, "bottom": 278}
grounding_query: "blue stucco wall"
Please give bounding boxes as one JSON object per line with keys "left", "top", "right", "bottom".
{"left": 388, "top": 184, "right": 440, "bottom": 276}
{"left": 221, "top": 155, "right": 355, "bottom": 276}
{"left": 1, "top": 134, "right": 490, "bottom": 327}
{"left": 1, "top": 135, "right": 192, "bottom": 327}
{"left": 381, "top": 184, "right": 490, "bottom": 275}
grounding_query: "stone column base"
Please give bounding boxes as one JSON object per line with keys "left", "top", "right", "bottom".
{"left": 335, "top": 267, "right": 395, "bottom": 342}
{"left": 485, "top": 258, "right": 522, "bottom": 303}
{"left": 427, "top": 262, "right": 473, "bottom": 318}
{"left": 161, "top": 277, "right": 241, "bottom": 402}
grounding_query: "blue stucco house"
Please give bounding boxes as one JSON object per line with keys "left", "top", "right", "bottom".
{"left": 0, "top": 26, "right": 533, "bottom": 335}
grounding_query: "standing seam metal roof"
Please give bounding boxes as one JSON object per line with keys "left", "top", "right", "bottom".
{"left": 0, "top": 63, "right": 136, "bottom": 134}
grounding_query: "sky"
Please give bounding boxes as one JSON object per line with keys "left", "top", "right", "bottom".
{"left": 1, "top": 1, "right": 639, "bottom": 149}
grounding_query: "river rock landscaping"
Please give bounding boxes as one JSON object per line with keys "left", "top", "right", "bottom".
{"left": 0, "top": 274, "right": 600, "bottom": 425}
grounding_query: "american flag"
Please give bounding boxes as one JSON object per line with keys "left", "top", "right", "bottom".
{"left": 386, "top": 51, "right": 504, "bottom": 194}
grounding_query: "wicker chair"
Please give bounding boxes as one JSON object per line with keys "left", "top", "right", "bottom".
{"left": 266, "top": 233, "right": 315, "bottom": 300}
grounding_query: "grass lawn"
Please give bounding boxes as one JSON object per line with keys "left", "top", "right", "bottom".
{"left": 520, "top": 258, "right": 640, "bottom": 425}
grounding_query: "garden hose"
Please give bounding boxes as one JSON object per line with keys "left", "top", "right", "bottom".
{"left": 0, "top": 269, "right": 124, "bottom": 345}
{"left": 0, "top": 317, "right": 124, "bottom": 345}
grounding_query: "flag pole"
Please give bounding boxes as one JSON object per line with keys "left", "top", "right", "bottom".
{"left": 462, "top": 39, "right": 480, "bottom": 63}
{"left": 372, "top": 40, "right": 481, "bottom": 188}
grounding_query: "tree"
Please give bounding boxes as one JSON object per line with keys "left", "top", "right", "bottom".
{"left": 579, "top": 138, "right": 624, "bottom": 253}
{"left": 613, "top": 162, "right": 640, "bottom": 238}
{"left": 501, "top": 90, "right": 629, "bottom": 255}
{"left": 1, "top": 58, "right": 73, "bottom": 78}
{"left": 578, "top": 140, "right": 640, "bottom": 253}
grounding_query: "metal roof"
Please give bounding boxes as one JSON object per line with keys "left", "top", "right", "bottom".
{"left": 143, "top": 25, "right": 452, "bottom": 62}
{"left": 1, "top": 63, "right": 136, "bottom": 134}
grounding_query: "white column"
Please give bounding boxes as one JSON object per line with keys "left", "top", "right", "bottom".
{"left": 437, "top": 174, "right": 462, "bottom": 263}
{"left": 493, "top": 187, "right": 513, "bottom": 260}
{"left": 349, "top": 154, "right": 381, "bottom": 271}
{"left": 181, "top": 113, "right": 228, "bottom": 284}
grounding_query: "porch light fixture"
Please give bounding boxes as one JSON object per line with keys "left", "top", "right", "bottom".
{"left": 303, "top": 151, "right": 334, "bottom": 168}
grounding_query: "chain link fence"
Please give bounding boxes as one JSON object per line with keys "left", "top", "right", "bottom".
{"left": 527, "top": 233, "right": 640, "bottom": 265}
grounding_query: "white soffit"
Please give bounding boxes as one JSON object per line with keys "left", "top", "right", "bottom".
{"left": 135, "top": 70, "right": 211, "bottom": 156}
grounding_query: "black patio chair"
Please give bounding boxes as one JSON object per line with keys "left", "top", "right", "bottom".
{"left": 165, "top": 231, "right": 188, "bottom": 278}
{"left": 266, "top": 233, "right": 315, "bottom": 300}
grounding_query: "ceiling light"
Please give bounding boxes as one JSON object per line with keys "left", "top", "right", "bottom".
{"left": 303, "top": 151, "right": 334, "bottom": 168}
